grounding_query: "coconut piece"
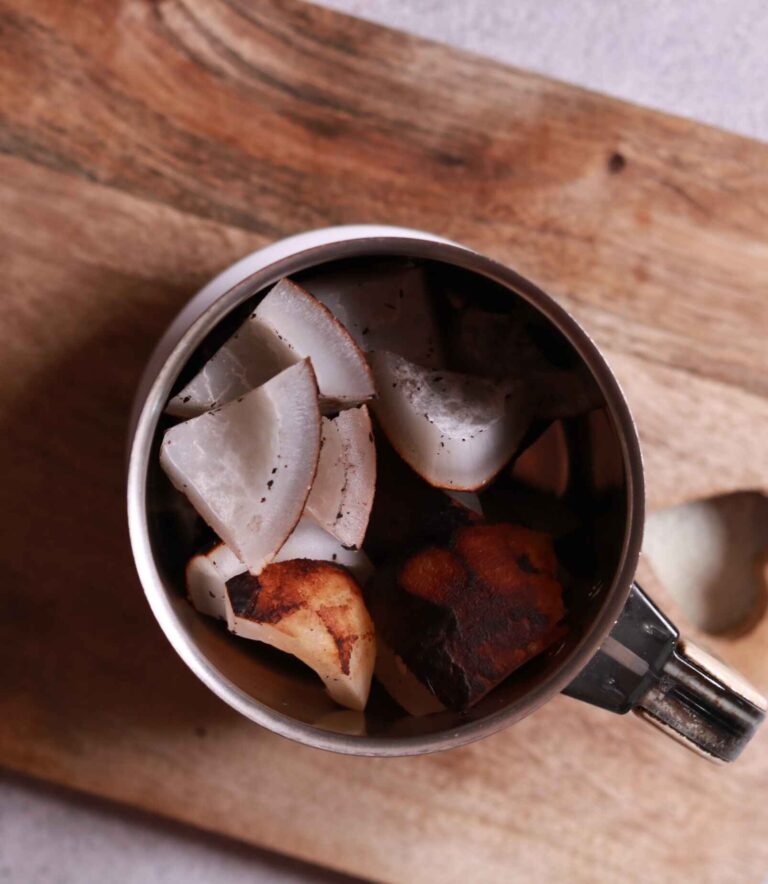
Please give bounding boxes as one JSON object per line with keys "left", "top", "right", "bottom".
{"left": 167, "top": 278, "right": 374, "bottom": 417}
{"left": 226, "top": 560, "right": 376, "bottom": 710}
{"left": 365, "top": 523, "right": 566, "bottom": 711}
{"left": 374, "top": 640, "right": 445, "bottom": 716}
{"left": 160, "top": 360, "right": 321, "bottom": 575}
{"left": 185, "top": 519, "right": 374, "bottom": 621}
{"left": 305, "top": 405, "right": 376, "bottom": 549}
{"left": 369, "top": 350, "right": 529, "bottom": 491}
{"left": 274, "top": 518, "right": 373, "bottom": 584}
{"left": 303, "top": 262, "right": 443, "bottom": 367}
{"left": 167, "top": 319, "right": 296, "bottom": 419}
{"left": 186, "top": 543, "right": 244, "bottom": 620}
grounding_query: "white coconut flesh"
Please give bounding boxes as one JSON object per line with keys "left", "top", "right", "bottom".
{"left": 257, "top": 278, "right": 375, "bottom": 411}
{"left": 305, "top": 405, "right": 376, "bottom": 549}
{"left": 186, "top": 519, "right": 372, "bottom": 620}
{"left": 160, "top": 359, "right": 321, "bottom": 575}
{"left": 375, "top": 640, "right": 445, "bottom": 717}
{"left": 186, "top": 520, "right": 374, "bottom": 619}
{"left": 166, "top": 319, "right": 296, "bottom": 418}
{"left": 303, "top": 263, "right": 444, "bottom": 368}
{"left": 369, "top": 350, "right": 530, "bottom": 491}
{"left": 275, "top": 517, "right": 374, "bottom": 584}
{"left": 167, "top": 278, "right": 374, "bottom": 418}
{"left": 186, "top": 543, "right": 244, "bottom": 620}
{"left": 226, "top": 561, "right": 376, "bottom": 710}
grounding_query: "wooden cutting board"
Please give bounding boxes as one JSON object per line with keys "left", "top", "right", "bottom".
{"left": 1, "top": 1, "right": 767, "bottom": 881}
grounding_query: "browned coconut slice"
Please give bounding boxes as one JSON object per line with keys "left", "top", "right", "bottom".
{"left": 365, "top": 523, "right": 566, "bottom": 711}
{"left": 160, "top": 360, "right": 321, "bottom": 575}
{"left": 303, "top": 262, "right": 444, "bottom": 368}
{"left": 305, "top": 405, "right": 376, "bottom": 549}
{"left": 185, "top": 521, "right": 373, "bottom": 621}
{"left": 226, "top": 560, "right": 376, "bottom": 710}
{"left": 167, "top": 278, "right": 374, "bottom": 417}
{"left": 369, "top": 351, "right": 529, "bottom": 491}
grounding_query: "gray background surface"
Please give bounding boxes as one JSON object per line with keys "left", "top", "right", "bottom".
{"left": 3, "top": 1, "right": 766, "bottom": 882}
{"left": 320, "top": 0, "right": 768, "bottom": 140}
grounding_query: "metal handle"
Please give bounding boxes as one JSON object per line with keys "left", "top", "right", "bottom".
{"left": 564, "top": 584, "right": 766, "bottom": 763}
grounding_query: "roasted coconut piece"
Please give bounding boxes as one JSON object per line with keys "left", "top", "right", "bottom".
{"left": 365, "top": 523, "right": 566, "bottom": 711}
{"left": 185, "top": 518, "right": 374, "bottom": 622}
{"left": 226, "top": 559, "right": 375, "bottom": 711}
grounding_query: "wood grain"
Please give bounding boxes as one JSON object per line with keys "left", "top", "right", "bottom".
{"left": 1, "top": 1, "right": 767, "bottom": 882}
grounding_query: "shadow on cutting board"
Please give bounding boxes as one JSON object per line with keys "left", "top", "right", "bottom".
{"left": 0, "top": 279, "right": 241, "bottom": 749}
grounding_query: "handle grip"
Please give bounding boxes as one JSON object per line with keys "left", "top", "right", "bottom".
{"left": 564, "top": 584, "right": 766, "bottom": 763}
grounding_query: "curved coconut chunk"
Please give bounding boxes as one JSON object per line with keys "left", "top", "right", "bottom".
{"left": 257, "top": 278, "right": 374, "bottom": 411}
{"left": 303, "top": 262, "right": 444, "bottom": 368}
{"left": 167, "top": 278, "right": 374, "bottom": 418}
{"left": 186, "top": 520, "right": 372, "bottom": 621}
{"left": 369, "top": 351, "right": 529, "bottom": 491}
{"left": 305, "top": 405, "right": 376, "bottom": 549}
{"left": 167, "top": 320, "right": 296, "bottom": 418}
{"left": 226, "top": 561, "right": 376, "bottom": 710}
{"left": 186, "top": 543, "right": 244, "bottom": 620}
{"left": 160, "top": 360, "right": 321, "bottom": 575}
